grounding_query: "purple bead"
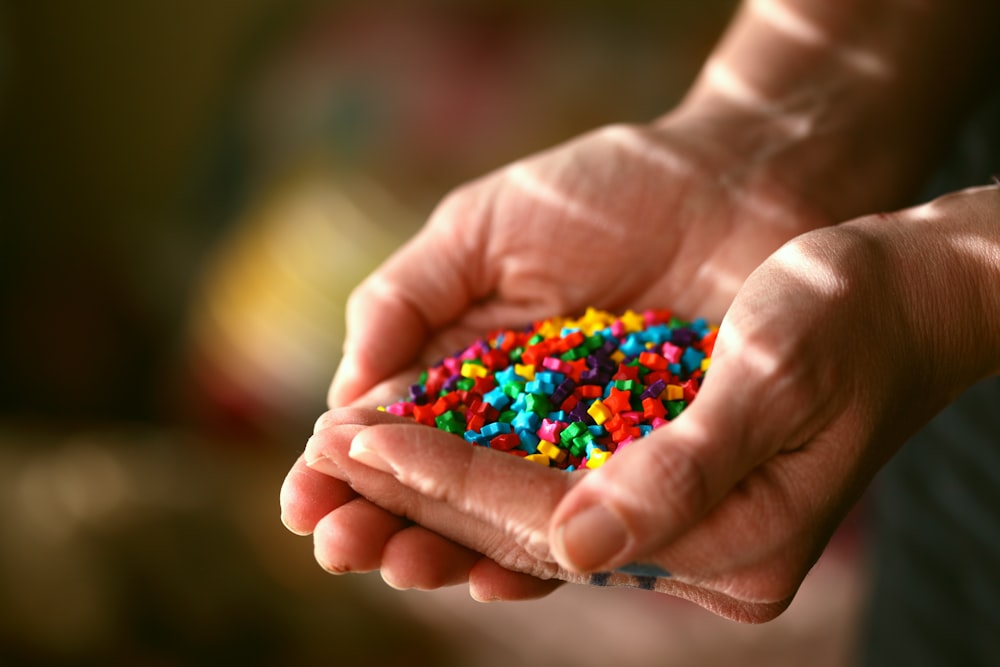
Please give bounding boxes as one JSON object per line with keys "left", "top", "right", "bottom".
{"left": 580, "top": 367, "right": 612, "bottom": 385}
{"left": 442, "top": 374, "right": 461, "bottom": 393}
{"left": 409, "top": 383, "right": 430, "bottom": 405}
{"left": 568, "top": 402, "right": 595, "bottom": 425}
{"left": 587, "top": 353, "right": 615, "bottom": 372}
{"left": 640, "top": 378, "right": 667, "bottom": 400}
{"left": 550, "top": 378, "right": 577, "bottom": 405}
{"left": 671, "top": 328, "right": 696, "bottom": 346}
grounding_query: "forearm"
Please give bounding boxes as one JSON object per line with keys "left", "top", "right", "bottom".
{"left": 886, "top": 185, "right": 1000, "bottom": 391}
{"left": 665, "top": 0, "right": 1000, "bottom": 221}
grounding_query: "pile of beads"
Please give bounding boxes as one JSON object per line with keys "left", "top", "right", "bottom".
{"left": 380, "top": 308, "right": 716, "bottom": 471}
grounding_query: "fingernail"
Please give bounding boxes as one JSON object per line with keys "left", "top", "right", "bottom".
{"left": 553, "top": 503, "right": 628, "bottom": 573}
{"left": 348, "top": 437, "right": 396, "bottom": 476}
{"left": 303, "top": 434, "right": 330, "bottom": 468}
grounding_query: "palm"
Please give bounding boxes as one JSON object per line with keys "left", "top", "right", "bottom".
{"left": 284, "top": 117, "right": 838, "bottom": 608}
{"left": 406, "top": 121, "right": 830, "bottom": 371}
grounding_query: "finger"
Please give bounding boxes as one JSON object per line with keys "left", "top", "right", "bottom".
{"left": 382, "top": 524, "right": 564, "bottom": 600}
{"left": 380, "top": 525, "right": 481, "bottom": 590}
{"left": 343, "top": 414, "right": 579, "bottom": 560}
{"left": 279, "top": 453, "right": 357, "bottom": 536}
{"left": 306, "top": 410, "right": 566, "bottom": 580}
{"left": 329, "top": 194, "right": 485, "bottom": 407}
{"left": 468, "top": 559, "right": 564, "bottom": 602}
{"left": 313, "top": 497, "right": 410, "bottom": 574}
{"left": 311, "top": 411, "right": 787, "bottom": 618}
{"left": 546, "top": 316, "right": 815, "bottom": 575}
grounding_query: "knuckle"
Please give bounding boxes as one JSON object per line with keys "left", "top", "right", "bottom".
{"left": 631, "top": 442, "right": 712, "bottom": 531}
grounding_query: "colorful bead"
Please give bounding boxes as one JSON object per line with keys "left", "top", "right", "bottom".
{"left": 380, "top": 308, "right": 716, "bottom": 470}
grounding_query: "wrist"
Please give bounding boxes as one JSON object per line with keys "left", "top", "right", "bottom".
{"left": 870, "top": 186, "right": 1000, "bottom": 392}
{"left": 654, "top": 98, "right": 905, "bottom": 224}
{"left": 659, "top": 0, "right": 1000, "bottom": 222}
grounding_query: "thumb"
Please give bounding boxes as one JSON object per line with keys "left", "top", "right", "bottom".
{"left": 547, "top": 335, "right": 779, "bottom": 574}
{"left": 329, "top": 209, "right": 480, "bottom": 407}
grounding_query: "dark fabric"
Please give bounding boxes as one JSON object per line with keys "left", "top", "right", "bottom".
{"left": 860, "top": 377, "right": 1000, "bottom": 666}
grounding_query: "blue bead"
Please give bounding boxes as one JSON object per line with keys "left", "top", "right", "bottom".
{"left": 535, "top": 370, "right": 565, "bottom": 384}
{"left": 512, "top": 411, "right": 541, "bottom": 431}
{"left": 681, "top": 347, "right": 705, "bottom": 374}
{"left": 481, "top": 422, "right": 512, "bottom": 438}
{"left": 644, "top": 324, "right": 672, "bottom": 344}
{"left": 495, "top": 366, "right": 525, "bottom": 386}
{"left": 483, "top": 387, "right": 511, "bottom": 410}
{"left": 464, "top": 430, "right": 489, "bottom": 446}
{"left": 620, "top": 335, "right": 645, "bottom": 357}
{"left": 516, "top": 430, "right": 540, "bottom": 452}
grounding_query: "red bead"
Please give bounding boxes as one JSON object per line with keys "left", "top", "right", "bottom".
{"left": 490, "top": 433, "right": 520, "bottom": 451}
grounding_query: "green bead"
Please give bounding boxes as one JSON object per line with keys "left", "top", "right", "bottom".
{"left": 614, "top": 379, "right": 639, "bottom": 393}
{"left": 435, "top": 410, "right": 465, "bottom": 434}
{"left": 560, "top": 421, "right": 587, "bottom": 444}
{"left": 525, "top": 393, "right": 552, "bottom": 416}
{"left": 503, "top": 381, "right": 525, "bottom": 399}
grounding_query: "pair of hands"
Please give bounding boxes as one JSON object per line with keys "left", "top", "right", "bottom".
{"left": 280, "top": 114, "right": 998, "bottom": 622}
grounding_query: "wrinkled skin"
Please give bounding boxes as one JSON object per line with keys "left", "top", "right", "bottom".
{"left": 281, "top": 114, "right": 839, "bottom": 612}
{"left": 281, "top": 119, "right": 1000, "bottom": 622}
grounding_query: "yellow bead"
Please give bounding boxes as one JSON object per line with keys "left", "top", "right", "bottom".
{"left": 587, "top": 399, "right": 612, "bottom": 425}
{"left": 666, "top": 384, "right": 684, "bottom": 401}
{"left": 701, "top": 358, "right": 712, "bottom": 371}
{"left": 619, "top": 309, "right": 645, "bottom": 333}
{"left": 577, "top": 307, "right": 614, "bottom": 335}
{"left": 536, "top": 439, "right": 566, "bottom": 463}
{"left": 537, "top": 320, "right": 562, "bottom": 339}
{"left": 515, "top": 363, "right": 536, "bottom": 381}
{"left": 461, "top": 362, "right": 488, "bottom": 379}
{"left": 525, "top": 453, "right": 551, "bottom": 466}
{"left": 585, "top": 450, "right": 611, "bottom": 469}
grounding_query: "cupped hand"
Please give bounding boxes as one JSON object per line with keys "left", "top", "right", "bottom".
{"left": 278, "top": 101, "right": 874, "bottom": 608}
{"left": 282, "top": 114, "right": 837, "bottom": 601}
{"left": 328, "top": 114, "right": 835, "bottom": 409}
{"left": 288, "top": 185, "right": 1000, "bottom": 621}
{"left": 281, "top": 382, "right": 565, "bottom": 602}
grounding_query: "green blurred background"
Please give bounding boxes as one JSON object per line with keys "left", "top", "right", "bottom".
{"left": 0, "top": 2, "right": 867, "bottom": 665}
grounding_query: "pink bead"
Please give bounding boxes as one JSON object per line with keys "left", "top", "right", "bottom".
{"left": 537, "top": 418, "right": 564, "bottom": 442}
{"left": 386, "top": 402, "right": 413, "bottom": 416}
{"left": 661, "top": 342, "right": 682, "bottom": 364}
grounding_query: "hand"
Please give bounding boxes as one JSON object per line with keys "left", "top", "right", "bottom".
{"left": 327, "top": 114, "right": 837, "bottom": 409}
{"left": 291, "top": 185, "right": 1000, "bottom": 621}
{"left": 281, "top": 384, "right": 565, "bottom": 602}
{"left": 282, "top": 112, "right": 840, "bottom": 601}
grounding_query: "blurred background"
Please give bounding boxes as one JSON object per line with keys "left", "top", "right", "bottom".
{"left": 0, "top": 2, "right": 867, "bottom": 665}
